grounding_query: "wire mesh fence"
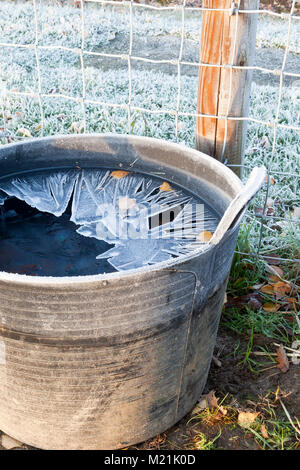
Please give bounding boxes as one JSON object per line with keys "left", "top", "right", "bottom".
{"left": 0, "top": 0, "right": 299, "bottom": 270}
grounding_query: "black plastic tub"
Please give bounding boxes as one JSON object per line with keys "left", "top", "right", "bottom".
{"left": 0, "top": 134, "right": 256, "bottom": 449}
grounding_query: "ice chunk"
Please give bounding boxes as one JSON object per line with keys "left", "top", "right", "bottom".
{"left": 71, "top": 170, "right": 192, "bottom": 239}
{"left": 71, "top": 170, "right": 111, "bottom": 225}
{"left": 162, "top": 203, "right": 218, "bottom": 240}
{"left": 0, "top": 168, "right": 219, "bottom": 273}
{"left": 82, "top": 200, "right": 218, "bottom": 271}
{"left": 0, "top": 170, "right": 79, "bottom": 217}
{"left": 96, "top": 239, "right": 180, "bottom": 271}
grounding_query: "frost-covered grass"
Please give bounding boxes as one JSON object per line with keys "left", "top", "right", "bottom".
{"left": 0, "top": 2, "right": 299, "bottom": 53}
{"left": 0, "top": 0, "right": 299, "bottom": 263}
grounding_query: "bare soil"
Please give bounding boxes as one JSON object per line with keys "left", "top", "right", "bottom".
{"left": 132, "top": 327, "right": 300, "bottom": 450}
{"left": 1, "top": 326, "right": 299, "bottom": 451}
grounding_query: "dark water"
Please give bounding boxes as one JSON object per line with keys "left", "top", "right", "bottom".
{"left": 0, "top": 198, "right": 116, "bottom": 276}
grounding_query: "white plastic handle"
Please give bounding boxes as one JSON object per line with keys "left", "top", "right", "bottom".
{"left": 209, "top": 166, "right": 267, "bottom": 245}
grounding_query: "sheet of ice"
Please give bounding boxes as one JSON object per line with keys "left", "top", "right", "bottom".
{"left": 0, "top": 170, "right": 79, "bottom": 217}
{"left": 79, "top": 197, "right": 219, "bottom": 271}
{"left": 71, "top": 169, "right": 192, "bottom": 239}
{"left": 96, "top": 239, "right": 184, "bottom": 271}
{"left": 162, "top": 203, "right": 218, "bottom": 240}
{"left": 0, "top": 168, "right": 220, "bottom": 272}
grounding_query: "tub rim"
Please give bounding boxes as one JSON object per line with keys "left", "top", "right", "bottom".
{"left": 0, "top": 133, "right": 244, "bottom": 285}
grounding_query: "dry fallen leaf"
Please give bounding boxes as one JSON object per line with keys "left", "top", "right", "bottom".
{"left": 197, "top": 230, "right": 213, "bottom": 243}
{"left": 160, "top": 181, "right": 172, "bottom": 192}
{"left": 273, "top": 281, "right": 291, "bottom": 296}
{"left": 17, "top": 128, "right": 31, "bottom": 137}
{"left": 111, "top": 170, "right": 129, "bottom": 179}
{"left": 238, "top": 411, "right": 259, "bottom": 427}
{"left": 263, "top": 255, "right": 281, "bottom": 266}
{"left": 266, "top": 265, "right": 285, "bottom": 283}
{"left": 260, "top": 422, "right": 269, "bottom": 439}
{"left": 203, "top": 390, "right": 227, "bottom": 415}
{"left": 206, "top": 390, "right": 219, "bottom": 408}
{"left": 15, "top": 111, "right": 22, "bottom": 118}
{"left": 262, "top": 302, "right": 280, "bottom": 312}
{"left": 260, "top": 284, "right": 275, "bottom": 294}
{"left": 285, "top": 297, "right": 297, "bottom": 304}
{"left": 118, "top": 197, "right": 136, "bottom": 211}
{"left": 276, "top": 344, "right": 289, "bottom": 373}
{"left": 268, "top": 270, "right": 284, "bottom": 284}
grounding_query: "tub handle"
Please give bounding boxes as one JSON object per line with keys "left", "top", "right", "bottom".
{"left": 209, "top": 166, "right": 267, "bottom": 245}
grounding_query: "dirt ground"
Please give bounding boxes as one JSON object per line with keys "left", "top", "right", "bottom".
{"left": 0, "top": 325, "right": 299, "bottom": 451}
{"left": 132, "top": 327, "right": 300, "bottom": 450}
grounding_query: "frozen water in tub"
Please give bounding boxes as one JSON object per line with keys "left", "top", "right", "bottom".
{"left": 0, "top": 168, "right": 220, "bottom": 275}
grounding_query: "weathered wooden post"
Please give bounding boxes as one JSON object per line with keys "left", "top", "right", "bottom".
{"left": 196, "top": 0, "right": 259, "bottom": 176}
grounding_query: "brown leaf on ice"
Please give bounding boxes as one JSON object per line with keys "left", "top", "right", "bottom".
{"left": 238, "top": 411, "right": 259, "bottom": 427}
{"left": 111, "top": 170, "right": 129, "bottom": 179}
{"left": 197, "top": 230, "right": 213, "bottom": 243}
{"left": 160, "top": 181, "right": 172, "bottom": 192}
{"left": 276, "top": 344, "right": 289, "bottom": 373}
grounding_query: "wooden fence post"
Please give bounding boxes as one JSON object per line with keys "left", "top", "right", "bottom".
{"left": 196, "top": 0, "right": 259, "bottom": 176}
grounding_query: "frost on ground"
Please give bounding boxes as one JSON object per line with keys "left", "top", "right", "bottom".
{"left": 0, "top": 0, "right": 299, "bottom": 260}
